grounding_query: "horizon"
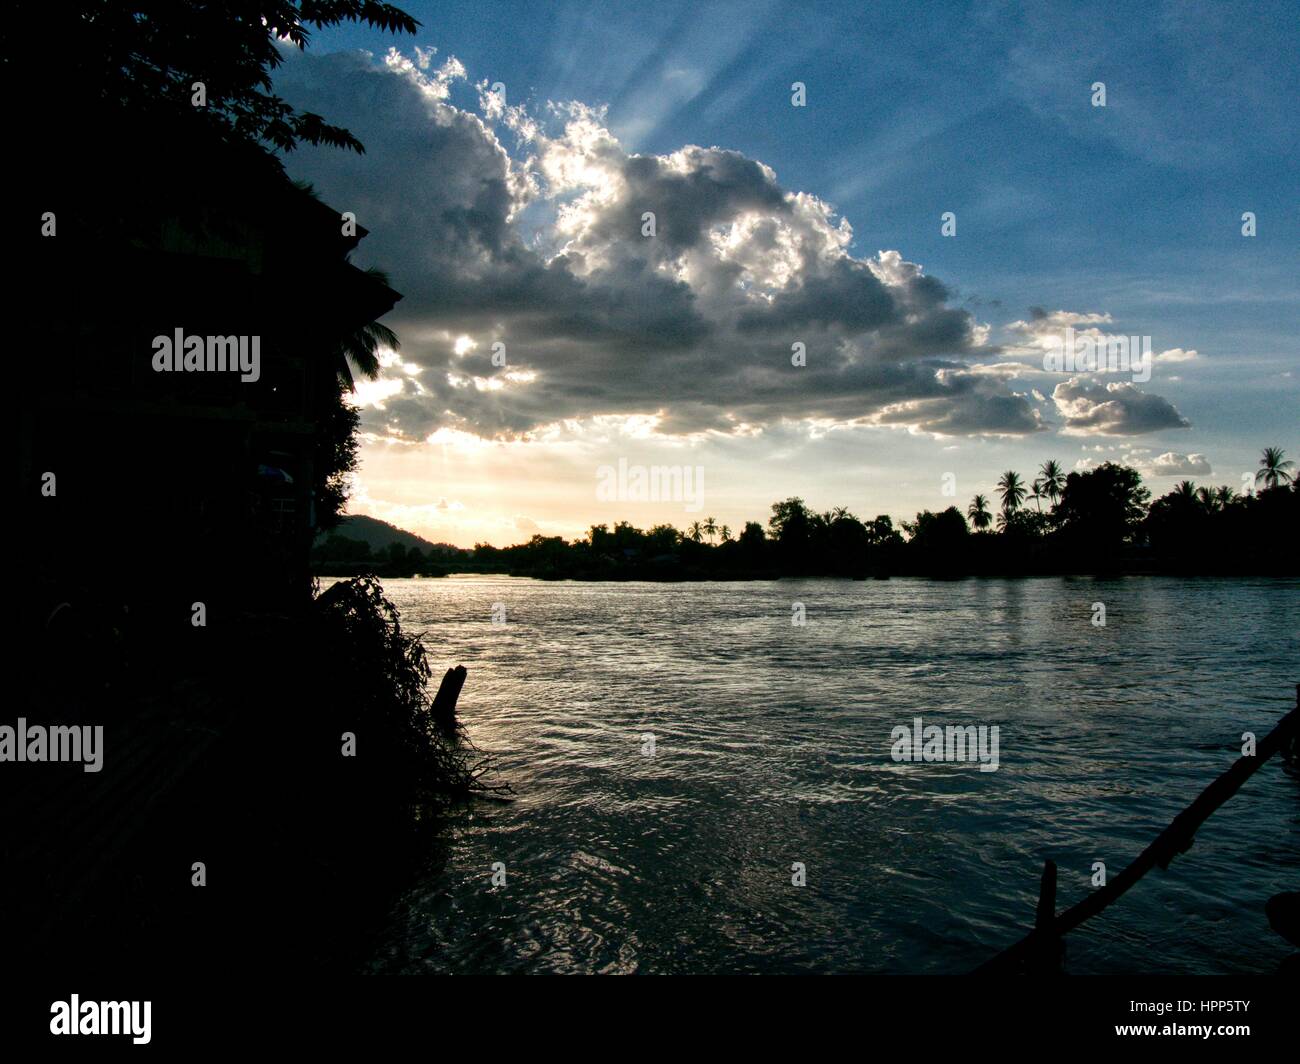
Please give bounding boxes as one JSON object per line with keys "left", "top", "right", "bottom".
{"left": 272, "top": 1, "right": 1299, "bottom": 549}
{"left": 328, "top": 445, "right": 1295, "bottom": 554}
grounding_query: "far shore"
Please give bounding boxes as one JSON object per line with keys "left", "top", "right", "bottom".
{"left": 313, "top": 563, "right": 1298, "bottom": 582}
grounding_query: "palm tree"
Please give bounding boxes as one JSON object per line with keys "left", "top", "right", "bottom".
{"left": 997, "top": 471, "right": 1026, "bottom": 517}
{"left": 1214, "top": 486, "right": 1236, "bottom": 509}
{"left": 967, "top": 494, "right": 992, "bottom": 531}
{"left": 1038, "top": 459, "right": 1065, "bottom": 508}
{"left": 1029, "top": 480, "right": 1044, "bottom": 512}
{"left": 719, "top": 525, "right": 731, "bottom": 542}
{"left": 1173, "top": 480, "right": 1197, "bottom": 500}
{"left": 1256, "top": 447, "right": 1295, "bottom": 490}
{"left": 1195, "top": 486, "right": 1218, "bottom": 512}
{"left": 335, "top": 266, "right": 400, "bottom": 389}
{"left": 687, "top": 521, "right": 703, "bottom": 543}
{"left": 703, "top": 517, "right": 718, "bottom": 544}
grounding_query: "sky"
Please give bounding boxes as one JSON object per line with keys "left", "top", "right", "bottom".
{"left": 273, "top": 0, "right": 1298, "bottom": 547}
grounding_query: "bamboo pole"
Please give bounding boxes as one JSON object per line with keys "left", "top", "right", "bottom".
{"left": 1030, "top": 858, "right": 1061, "bottom": 974}
{"left": 973, "top": 685, "right": 1299, "bottom": 974}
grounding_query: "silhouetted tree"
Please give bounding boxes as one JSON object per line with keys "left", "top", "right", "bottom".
{"left": 769, "top": 497, "right": 812, "bottom": 571}
{"left": 997, "top": 471, "right": 1026, "bottom": 519}
{"left": 1038, "top": 459, "right": 1066, "bottom": 509}
{"left": 46, "top": 1, "right": 419, "bottom": 157}
{"left": 646, "top": 524, "right": 680, "bottom": 554}
{"left": 903, "top": 507, "right": 969, "bottom": 571}
{"left": 1055, "top": 462, "right": 1150, "bottom": 552}
{"left": 1256, "top": 447, "right": 1295, "bottom": 490}
{"left": 315, "top": 395, "right": 361, "bottom": 530}
{"left": 337, "top": 268, "right": 401, "bottom": 386}
{"left": 402, "top": 449, "right": 1296, "bottom": 579}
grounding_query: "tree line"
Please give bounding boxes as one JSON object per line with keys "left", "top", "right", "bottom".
{"left": 315, "top": 447, "right": 1297, "bottom": 579}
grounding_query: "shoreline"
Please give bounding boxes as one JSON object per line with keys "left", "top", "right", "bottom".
{"left": 314, "top": 566, "right": 1300, "bottom": 582}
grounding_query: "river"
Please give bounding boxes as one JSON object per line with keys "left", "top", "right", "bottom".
{"left": 364, "top": 575, "right": 1300, "bottom": 974}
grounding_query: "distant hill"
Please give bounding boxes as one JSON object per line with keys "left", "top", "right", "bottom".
{"left": 317, "top": 514, "right": 461, "bottom": 556}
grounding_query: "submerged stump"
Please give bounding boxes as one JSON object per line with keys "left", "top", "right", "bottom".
{"left": 431, "top": 665, "right": 468, "bottom": 737}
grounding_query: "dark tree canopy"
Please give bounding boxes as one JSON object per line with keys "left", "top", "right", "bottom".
{"left": 1055, "top": 462, "right": 1151, "bottom": 549}
{"left": 30, "top": 1, "right": 419, "bottom": 155}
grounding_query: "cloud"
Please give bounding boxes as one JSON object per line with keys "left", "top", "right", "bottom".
{"left": 273, "top": 48, "right": 1146, "bottom": 442}
{"left": 1145, "top": 452, "right": 1212, "bottom": 476}
{"left": 1153, "top": 347, "right": 1198, "bottom": 363}
{"left": 1005, "top": 309, "right": 1198, "bottom": 371}
{"left": 1052, "top": 379, "right": 1191, "bottom": 436}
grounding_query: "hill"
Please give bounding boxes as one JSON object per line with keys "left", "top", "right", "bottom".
{"left": 317, "top": 514, "right": 459, "bottom": 555}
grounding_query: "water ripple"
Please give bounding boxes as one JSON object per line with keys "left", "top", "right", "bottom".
{"left": 366, "top": 575, "right": 1300, "bottom": 974}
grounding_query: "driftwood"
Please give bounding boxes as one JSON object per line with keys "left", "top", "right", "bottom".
{"left": 431, "top": 664, "right": 468, "bottom": 736}
{"left": 974, "top": 685, "right": 1300, "bottom": 974}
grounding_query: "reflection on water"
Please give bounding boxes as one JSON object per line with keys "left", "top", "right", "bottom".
{"left": 364, "top": 576, "right": 1300, "bottom": 974}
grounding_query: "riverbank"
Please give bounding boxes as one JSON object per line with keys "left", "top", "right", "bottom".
{"left": 8, "top": 578, "right": 486, "bottom": 975}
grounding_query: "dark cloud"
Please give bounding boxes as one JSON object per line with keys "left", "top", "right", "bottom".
{"left": 273, "top": 50, "right": 1050, "bottom": 440}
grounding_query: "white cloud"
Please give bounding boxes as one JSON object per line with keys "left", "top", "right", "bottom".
{"left": 1052, "top": 378, "right": 1191, "bottom": 435}
{"left": 1145, "top": 452, "right": 1212, "bottom": 476}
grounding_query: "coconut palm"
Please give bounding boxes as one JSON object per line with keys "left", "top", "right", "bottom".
{"left": 1038, "top": 459, "right": 1066, "bottom": 508}
{"left": 1029, "top": 480, "right": 1044, "bottom": 512}
{"left": 1214, "top": 486, "right": 1237, "bottom": 509}
{"left": 1195, "top": 486, "right": 1218, "bottom": 512}
{"left": 1256, "top": 447, "right": 1295, "bottom": 490}
{"left": 967, "top": 494, "right": 992, "bottom": 531}
{"left": 1173, "top": 480, "right": 1197, "bottom": 500}
{"left": 997, "top": 471, "right": 1026, "bottom": 517}
{"left": 335, "top": 266, "right": 400, "bottom": 389}
{"left": 687, "top": 521, "right": 703, "bottom": 543}
{"left": 719, "top": 525, "right": 731, "bottom": 542}
{"left": 703, "top": 517, "right": 718, "bottom": 544}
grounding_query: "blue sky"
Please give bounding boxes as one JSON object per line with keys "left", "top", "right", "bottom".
{"left": 281, "top": 0, "right": 1298, "bottom": 546}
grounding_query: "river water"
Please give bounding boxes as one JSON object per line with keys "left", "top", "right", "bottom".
{"left": 363, "top": 575, "right": 1299, "bottom": 974}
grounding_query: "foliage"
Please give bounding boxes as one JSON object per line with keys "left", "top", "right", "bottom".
{"left": 1055, "top": 462, "right": 1151, "bottom": 549}
{"left": 312, "top": 576, "right": 507, "bottom": 807}
{"left": 314, "top": 394, "right": 361, "bottom": 531}
{"left": 1256, "top": 446, "right": 1295, "bottom": 490}
{"left": 46, "top": 1, "right": 419, "bottom": 155}
{"left": 997, "top": 470, "right": 1026, "bottom": 516}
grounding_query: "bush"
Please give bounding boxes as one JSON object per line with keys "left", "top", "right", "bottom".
{"left": 311, "top": 575, "right": 507, "bottom": 811}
